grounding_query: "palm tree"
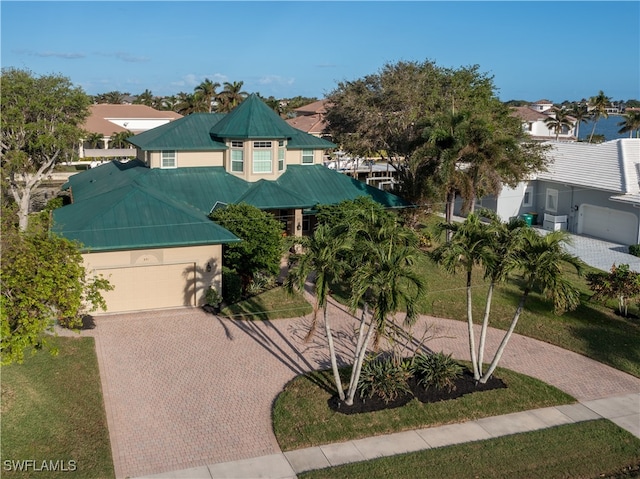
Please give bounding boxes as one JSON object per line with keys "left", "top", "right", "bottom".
{"left": 588, "top": 90, "right": 611, "bottom": 143}
{"left": 544, "top": 108, "right": 574, "bottom": 141}
{"left": 216, "top": 81, "right": 248, "bottom": 113}
{"left": 194, "top": 78, "right": 220, "bottom": 113}
{"left": 175, "top": 92, "right": 200, "bottom": 115}
{"left": 340, "top": 206, "right": 425, "bottom": 405}
{"left": 431, "top": 213, "right": 492, "bottom": 380}
{"left": 85, "top": 132, "right": 104, "bottom": 149}
{"left": 480, "top": 229, "right": 583, "bottom": 383}
{"left": 109, "top": 130, "right": 133, "bottom": 148}
{"left": 285, "top": 224, "right": 351, "bottom": 401}
{"left": 618, "top": 111, "right": 640, "bottom": 138}
{"left": 134, "top": 89, "right": 154, "bottom": 107}
{"left": 569, "top": 103, "right": 590, "bottom": 140}
{"left": 345, "top": 241, "right": 425, "bottom": 405}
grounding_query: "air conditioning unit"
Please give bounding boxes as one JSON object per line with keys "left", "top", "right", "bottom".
{"left": 543, "top": 213, "right": 567, "bottom": 231}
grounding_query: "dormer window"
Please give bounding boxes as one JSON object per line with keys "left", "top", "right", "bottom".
{"left": 302, "top": 149, "right": 314, "bottom": 164}
{"left": 253, "top": 141, "right": 272, "bottom": 174}
{"left": 161, "top": 150, "right": 176, "bottom": 168}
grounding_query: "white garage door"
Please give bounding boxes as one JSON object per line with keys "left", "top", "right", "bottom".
{"left": 97, "top": 262, "right": 196, "bottom": 314}
{"left": 580, "top": 205, "right": 638, "bottom": 245}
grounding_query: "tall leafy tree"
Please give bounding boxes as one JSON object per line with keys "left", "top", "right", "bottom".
{"left": 1, "top": 68, "right": 92, "bottom": 230}
{"left": 324, "top": 61, "right": 547, "bottom": 221}
{"left": 210, "top": 203, "right": 284, "bottom": 288}
{"left": 617, "top": 110, "right": 640, "bottom": 138}
{"left": 286, "top": 224, "right": 351, "bottom": 401}
{"left": 1, "top": 206, "right": 112, "bottom": 364}
{"left": 588, "top": 90, "right": 611, "bottom": 143}
{"left": 544, "top": 107, "right": 574, "bottom": 140}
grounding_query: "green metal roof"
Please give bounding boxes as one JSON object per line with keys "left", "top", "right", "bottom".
{"left": 52, "top": 183, "right": 241, "bottom": 252}
{"left": 276, "top": 165, "right": 411, "bottom": 208}
{"left": 287, "top": 130, "right": 336, "bottom": 149}
{"left": 209, "top": 94, "right": 303, "bottom": 140}
{"left": 127, "top": 113, "right": 228, "bottom": 151}
{"left": 235, "top": 179, "right": 315, "bottom": 210}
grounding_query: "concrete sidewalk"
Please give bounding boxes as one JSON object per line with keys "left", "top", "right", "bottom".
{"left": 137, "top": 392, "right": 640, "bottom": 479}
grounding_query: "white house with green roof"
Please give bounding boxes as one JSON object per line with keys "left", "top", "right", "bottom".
{"left": 52, "top": 94, "right": 409, "bottom": 314}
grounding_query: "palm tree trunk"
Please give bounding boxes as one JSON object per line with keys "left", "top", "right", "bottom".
{"left": 480, "top": 289, "right": 529, "bottom": 384}
{"left": 324, "top": 306, "right": 345, "bottom": 401}
{"left": 345, "top": 313, "right": 377, "bottom": 406}
{"left": 589, "top": 120, "right": 598, "bottom": 143}
{"left": 347, "top": 303, "right": 368, "bottom": 394}
{"left": 477, "top": 282, "right": 495, "bottom": 376}
{"left": 466, "top": 270, "right": 480, "bottom": 380}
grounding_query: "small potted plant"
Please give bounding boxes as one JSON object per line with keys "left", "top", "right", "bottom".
{"left": 203, "top": 286, "right": 222, "bottom": 314}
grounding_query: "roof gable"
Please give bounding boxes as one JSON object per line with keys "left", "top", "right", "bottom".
{"left": 276, "top": 165, "right": 410, "bottom": 208}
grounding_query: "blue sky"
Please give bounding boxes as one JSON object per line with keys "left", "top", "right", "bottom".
{"left": 2, "top": 1, "right": 639, "bottom": 102}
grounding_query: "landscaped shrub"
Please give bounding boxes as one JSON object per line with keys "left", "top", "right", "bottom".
{"left": 222, "top": 267, "right": 242, "bottom": 304}
{"left": 629, "top": 244, "right": 640, "bottom": 257}
{"left": 247, "top": 270, "right": 276, "bottom": 296}
{"left": 412, "top": 352, "right": 463, "bottom": 392}
{"left": 357, "top": 354, "right": 412, "bottom": 404}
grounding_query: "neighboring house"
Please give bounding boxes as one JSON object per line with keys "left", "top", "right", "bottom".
{"left": 285, "top": 99, "right": 330, "bottom": 139}
{"left": 511, "top": 99, "right": 577, "bottom": 142}
{"left": 471, "top": 139, "right": 640, "bottom": 245}
{"left": 53, "top": 94, "right": 408, "bottom": 314}
{"left": 80, "top": 104, "right": 182, "bottom": 159}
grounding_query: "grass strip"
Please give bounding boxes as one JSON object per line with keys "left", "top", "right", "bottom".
{"left": 1, "top": 336, "right": 114, "bottom": 479}
{"left": 220, "top": 286, "right": 312, "bottom": 320}
{"left": 299, "top": 420, "right": 640, "bottom": 479}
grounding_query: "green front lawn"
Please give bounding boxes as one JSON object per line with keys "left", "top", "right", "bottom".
{"left": 220, "top": 286, "right": 312, "bottom": 320}
{"left": 299, "top": 420, "right": 640, "bottom": 479}
{"left": 331, "top": 252, "right": 640, "bottom": 378}
{"left": 1, "top": 336, "right": 114, "bottom": 479}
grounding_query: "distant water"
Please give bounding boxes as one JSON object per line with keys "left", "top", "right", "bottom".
{"left": 577, "top": 114, "right": 630, "bottom": 141}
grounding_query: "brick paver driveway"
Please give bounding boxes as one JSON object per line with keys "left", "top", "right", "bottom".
{"left": 83, "top": 299, "right": 640, "bottom": 478}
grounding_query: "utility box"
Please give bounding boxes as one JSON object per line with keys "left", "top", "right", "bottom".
{"left": 543, "top": 213, "right": 567, "bottom": 231}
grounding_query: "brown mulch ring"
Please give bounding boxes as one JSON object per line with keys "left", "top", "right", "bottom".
{"left": 328, "top": 370, "right": 507, "bottom": 415}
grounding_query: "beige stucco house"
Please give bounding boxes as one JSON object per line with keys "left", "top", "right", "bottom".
{"left": 53, "top": 95, "right": 408, "bottom": 314}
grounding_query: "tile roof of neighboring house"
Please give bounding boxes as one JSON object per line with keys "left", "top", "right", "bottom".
{"left": 293, "top": 99, "right": 329, "bottom": 115}
{"left": 55, "top": 161, "right": 410, "bottom": 251}
{"left": 533, "top": 99, "right": 553, "bottom": 105}
{"left": 84, "top": 104, "right": 182, "bottom": 136}
{"left": 536, "top": 139, "right": 640, "bottom": 198}
{"left": 285, "top": 114, "right": 328, "bottom": 136}
{"left": 511, "top": 106, "right": 548, "bottom": 122}
{"left": 127, "top": 113, "right": 228, "bottom": 151}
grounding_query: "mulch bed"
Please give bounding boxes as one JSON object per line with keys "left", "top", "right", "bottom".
{"left": 328, "top": 370, "right": 507, "bottom": 415}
